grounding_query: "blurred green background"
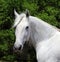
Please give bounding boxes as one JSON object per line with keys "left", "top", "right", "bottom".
{"left": 0, "top": 0, "right": 60, "bottom": 62}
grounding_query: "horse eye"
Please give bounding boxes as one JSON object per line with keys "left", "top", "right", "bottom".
{"left": 25, "top": 26, "right": 29, "bottom": 30}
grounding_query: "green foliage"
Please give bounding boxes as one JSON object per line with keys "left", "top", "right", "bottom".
{"left": 22, "top": 0, "right": 38, "bottom": 15}
{"left": 0, "top": 0, "right": 60, "bottom": 62}
{"left": 45, "top": 6, "right": 59, "bottom": 15}
{"left": 37, "top": 12, "right": 58, "bottom": 26}
{"left": 0, "top": 29, "right": 15, "bottom": 61}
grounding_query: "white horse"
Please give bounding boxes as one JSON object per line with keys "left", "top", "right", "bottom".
{"left": 13, "top": 10, "right": 60, "bottom": 62}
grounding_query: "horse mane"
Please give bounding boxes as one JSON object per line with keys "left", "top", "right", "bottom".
{"left": 13, "top": 13, "right": 26, "bottom": 28}
{"left": 29, "top": 16, "right": 58, "bottom": 32}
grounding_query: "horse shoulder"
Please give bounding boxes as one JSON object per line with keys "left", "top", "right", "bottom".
{"left": 36, "top": 31, "right": 60, "bottom": 62}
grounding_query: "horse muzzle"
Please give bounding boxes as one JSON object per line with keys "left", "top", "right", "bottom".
{"left": 13, "top": 45, "right": 23, "bottom": 53}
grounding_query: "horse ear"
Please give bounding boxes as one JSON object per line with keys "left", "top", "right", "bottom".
{"left": 25, "top": 9, "right": 30, "bottom": 17}
{"left": 14, "top": 9, "right": 19, "bottom": 17}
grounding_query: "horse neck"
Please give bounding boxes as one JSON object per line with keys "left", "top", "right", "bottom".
{"left": 29, "top": 16, "right": 58, "bottom": 48}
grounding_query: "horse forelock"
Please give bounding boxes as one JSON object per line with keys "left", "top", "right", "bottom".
{"left": 13, "top": 13, "right": 26, "bottom": 28}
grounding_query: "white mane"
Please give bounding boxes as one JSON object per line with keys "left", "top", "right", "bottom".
{"left": 13, "top": 13, "right": 26, "bottom": 28}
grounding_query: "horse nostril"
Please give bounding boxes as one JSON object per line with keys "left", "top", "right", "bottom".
{"left": 19, "top": 45, "right": 22, "bottom": 50}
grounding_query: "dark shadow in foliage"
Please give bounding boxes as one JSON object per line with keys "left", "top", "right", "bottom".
{"left": 13, "top": 42, "right": 37, "bottom": 62}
